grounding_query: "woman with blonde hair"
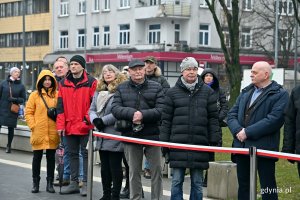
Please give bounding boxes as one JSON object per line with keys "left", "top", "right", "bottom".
{"left": 25, "top": 70, "right": 60, "bottom": 193}
{"left": 89, "top": 64, "right": 127, "bottom": 200}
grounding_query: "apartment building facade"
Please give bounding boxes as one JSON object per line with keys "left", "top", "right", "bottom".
{"left": 0, "top": 0, "right": 297, "bottom": 88}
{"left": 0, "top": 0, "right": 52, "bottom": 89}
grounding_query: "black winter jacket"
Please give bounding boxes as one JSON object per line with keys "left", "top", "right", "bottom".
{"left": 160, "top": 76, "right": 221, "bottom": 169}
{"left": 283, "top": 85, "right": 300, "bottom": 176}
{"left": 0, "top": 76, "right": 26, "bottom": 127}
{"left": 111, "top": 78, "right": 164, "bottom": 140}
{"left": 201, "top": 68, "right": 228, "bottom": 124}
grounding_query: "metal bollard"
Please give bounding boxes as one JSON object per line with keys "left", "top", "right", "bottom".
{"left": 87, "top": 129, "right": 94, "bottom": 200}
{"left": 249, "top": 146, "right": 257, "bottom": 200}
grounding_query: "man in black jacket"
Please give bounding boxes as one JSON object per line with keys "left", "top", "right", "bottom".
{"left": 160, "top": 57, "right": 220, "bottom": 199}
{"left": 283, "top": 85, "right": 300, "bottom": 178}
{"left": 112, "top": 59, "right": 164, "bottom": 200}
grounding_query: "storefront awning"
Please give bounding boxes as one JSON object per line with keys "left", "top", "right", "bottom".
{"left": 86, "top": 51, "right": 277, "bottom": 65}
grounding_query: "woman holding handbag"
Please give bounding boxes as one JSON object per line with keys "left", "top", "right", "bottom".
{"left": 25, "top": 70, "right": 60, "bottom": 193}
{"left": 89, "top": 64, "right": 127, "bottom": 200}
{"left": 0, "top": 67, "right": 26, "bottom": 153}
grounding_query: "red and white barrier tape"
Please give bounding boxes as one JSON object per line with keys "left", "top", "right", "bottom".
{"left": 93, "top": 131, "right": 300, "bottom": 162}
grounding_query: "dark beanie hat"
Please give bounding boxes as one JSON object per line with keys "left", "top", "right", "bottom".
{"left": 70, "top": 55, "right": 86, "bottom": 68}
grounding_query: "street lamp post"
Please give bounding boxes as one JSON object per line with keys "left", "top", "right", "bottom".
{"left": 275, "top": 0, "right": 279, "bottom": 68}
{"left": 294, "top": 2, "right": 299, "bottom": 87}
{"left": 22, "top": 0, "right": 26, "bottom": 86}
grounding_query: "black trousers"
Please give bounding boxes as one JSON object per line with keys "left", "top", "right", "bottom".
{"left": 65, "top": 134, "right": 88, "bottom": 182}
{"left": 236, "top": 155, "right": 278, "bottom": 200}
{"left": 32, "top": 149, "right": 56, "bottom": 179}
{"left": 0, "top": 126, "right": 14, "bottom": 147}
{"left": 100, "top": 150, "right": 123, "bottom": 198}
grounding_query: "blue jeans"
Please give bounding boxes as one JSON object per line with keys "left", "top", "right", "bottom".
{"left": 62, "top": 136, "right": 83, "bottom": 181}
{"left": 171, "top": 168, "right": 203, "bottom": 200}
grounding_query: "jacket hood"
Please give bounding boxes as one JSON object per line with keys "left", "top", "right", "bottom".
{"left": 200, "top": 68, "right": 219, "bottom": 90}
{"left": 146, "top": 66, "right": 162, "bottom": 78}
{"left": 36, "top": 69, "right": 57, "bottom": 89}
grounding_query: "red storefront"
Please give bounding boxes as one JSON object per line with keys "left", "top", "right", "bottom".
{"left": 86, "top": 51, "right": 275, "bottom": 65}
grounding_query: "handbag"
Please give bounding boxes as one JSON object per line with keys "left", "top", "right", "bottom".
{"left": 9, "top": 82, "right": 20, "bottom": 114}
{"left": 40, "top": 94, "right": 57, "bottom": 122}
{"left": 11, "top": 103, "right": 20, "bottom": 114}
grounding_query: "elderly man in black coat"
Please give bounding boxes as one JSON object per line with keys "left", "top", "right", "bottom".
{"left": 111, "top": 59, "right": 164, "bottom": 200}
{"left": 160, "top": 57, "right": 220, "bottom": 200}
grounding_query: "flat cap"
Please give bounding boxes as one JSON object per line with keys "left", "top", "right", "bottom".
{"left": 128, "top": 59, "right": 145, "bottom": 68}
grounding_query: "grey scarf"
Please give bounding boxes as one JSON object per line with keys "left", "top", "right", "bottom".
{"left": 181, "top": 77, "right": 198, "bottom": 91}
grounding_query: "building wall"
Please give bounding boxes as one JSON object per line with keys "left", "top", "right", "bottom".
{"left": 0, "top": 0, "right": 52, "bottom": 89}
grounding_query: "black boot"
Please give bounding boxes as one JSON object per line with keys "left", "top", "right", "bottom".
{"left": 46, "top": 177, "right": 55, "bottom": 193}
{"left": 5, "top": 145, "right": 11, "bottom": 153}
{"left": 31, "top": 177, "right": 40, "bottom": 193}
{"left": 120, "top": 181, "right": 129, "bottom": 199}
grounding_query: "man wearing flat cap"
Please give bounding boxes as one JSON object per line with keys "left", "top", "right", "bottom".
{"left": 160, "top": 57, "right": 220, "bottom": 199}
{"left": 112, "top": 59, "right": 164, "bottom": 199}
{"left": 56, "top": 55, "right": 97, "bottom": 196}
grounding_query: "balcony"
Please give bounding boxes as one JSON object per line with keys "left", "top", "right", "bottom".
{"left": 135, "top": 1, "right": 191, "bottom": 20}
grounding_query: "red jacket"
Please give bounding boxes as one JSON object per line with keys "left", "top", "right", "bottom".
{"left": 56, "top": 71, "right": 97, "bottom": 135}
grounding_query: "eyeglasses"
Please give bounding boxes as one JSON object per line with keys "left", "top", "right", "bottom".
{"left": 103, "top": 70, "right": 115, "bottom": 75}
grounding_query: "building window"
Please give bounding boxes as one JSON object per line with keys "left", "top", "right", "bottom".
{"left": 199, "top": 24, "right": 210, "bottom": 46}
{"left": 103, "top": 0, "right": 110, "bottom": 10}
{"left": 241, "top": 28, "right": 252, "bottom": 48}
{"left": 150, "top": 0, "right": 160, "bottom": 6}
{"left": 78, "top": 0, "right": 86, "bottom": 14}
{"left": 174, "top": 24, "right": 180, "bottom": 44}
{"left": 60, "top": 0, "right": 69, "bottom": 16}
{"left": 279, "top": 0, "right": 293, "bottom": 15}
{"left": 242, "top": 0, "right": 252, "bottom": 11}
{"left": 60, "top": 31, "right": 68, "bottom": 49}
{"left": 103, "top": 26, "right": 110, "bottom": 46}
{"left": 225, "top": 0, "right": 231, "bottom": 9}
{"left": 222, "top": 28, "right": 230, "bottom": 47}
{"left": 279, "top": 29, "right": 293, "bottom": 50}
{"left": 119, "top": 24, "right": 130, "bottom": 45}
{"left": 94, "top": 0, "right": 99, "bottom": 11}
{"left": 0, "top": 31, "right": 48, "bottom": 47}
{"left": 120, "top": 0, "right": 130, "bottom": 8}
{"left": 93, "top": 27, "right": 100, "bottom": 47}
{"left": 77, "top": 29, "right": 85, "bottom": 48}
{"left": 199, "top": 0, "right": 210, "bottom": 8}
{"left": 148, "top": 24, "right": 161, "bottom": 44}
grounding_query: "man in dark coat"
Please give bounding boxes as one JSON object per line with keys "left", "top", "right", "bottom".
{"left": 111, "top": 59, "right": 164, "bottom": 200}
{"left": 160, "top": 57, "right": 220, "bottom": 199}
{"left": 227, "top": 61, "right": 289, "bottom": 200}
{"left": 0, "top": 67, "right": 26, "bottom": 153}
{"left": 283, "top": 85, "right": 300, "bottom": 178}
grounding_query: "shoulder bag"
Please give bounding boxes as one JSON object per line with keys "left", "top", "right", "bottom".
{"left": 9, "top": 82, "right": 20, "bottom": 114}
{"left": 40, "top": 95, "right": 57, "bottom": 122}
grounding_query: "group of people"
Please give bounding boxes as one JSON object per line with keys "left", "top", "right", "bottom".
{"left": 0, "top": 54, "right": 299, "bottom": 200}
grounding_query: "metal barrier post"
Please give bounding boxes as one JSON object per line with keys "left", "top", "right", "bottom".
{"left": 249, "top": 146, "right": 257, "bottom": 200}
{"left": 87, "top": 129, "right": 94, "bottom": 200}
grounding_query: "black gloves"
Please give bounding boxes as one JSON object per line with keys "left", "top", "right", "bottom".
{"left": 8, "top": 97, "right": 18, "bottom": 103}
{"left": 93, "top": 118, "right": 105, "bottom": 131}
{"left": 161, "top": 147, "right": 170, "bottom": 164}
